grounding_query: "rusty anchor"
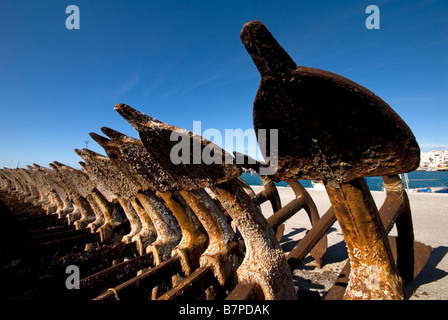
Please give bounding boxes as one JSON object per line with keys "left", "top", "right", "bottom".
{"left": 114, "top": 103, "right": 296, "bottom": 300}
{"left": 95, "top": 127, "right": 241, "bottom": 290}
{"left": 47, "top": 163, "right": 83, "bottom": 225}
{"left": 49, "top": 162, "right": 97, "bottom": 230}
{"left": 33, "top": 164, "right": 74, "bottom": 219}
{"left": 241, "top": 20, "right": 421, "bottom": 299}
{"left": 74, "top": 148, "right": 143, "bottom": 243}
{"left": 108, "top": 106, "right": 240, "bottom": 298}
{"left": 88, "top": 132, "right": 158, "bottom": 253}
{"left": 24, "top": 166, "right": 57, "bottom": 214}
{"left": 95, "top": 127, "right": 214, "bottom": 287}
{"left": 91, "top": 129, "right": 186, "bottom": 265}
{"left": 87, "top": 130, "right": 208, "bottom": 299}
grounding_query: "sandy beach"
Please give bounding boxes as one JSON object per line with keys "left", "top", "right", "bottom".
{"left": 251, "top": 186, "right": 448, "bottom": 300}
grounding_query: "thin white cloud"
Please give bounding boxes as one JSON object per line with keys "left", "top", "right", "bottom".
{"left": 183, "top": 73, "right": 221, "bottom": 93}
{"left": 218, "top": 72, "right": 257, "bottom": 86}
{"left": 142, "top": 77, "right": 165, "bottom": 97}
{"left": 113, "top": 73, "right": 140, "bottom": 97}
{"left": 160, "top": 72, "right": 222, "bottom": 100}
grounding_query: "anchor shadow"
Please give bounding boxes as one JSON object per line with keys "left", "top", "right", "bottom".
{"left": 406, "top": 245, "right": 448, "bottom": 297}
{"left": 280, "top": 227, "right": 307, "bottom": 253}
{"left": 280, "top": 227, "right": 344, "bottom": 265}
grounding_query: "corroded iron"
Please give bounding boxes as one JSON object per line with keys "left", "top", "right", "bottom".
{"left": 325, "top": 179, "right": 405, "bottom": 299}
{"left": 74, "top": 149, "right": 143, "bottom": 242}
{"left": 90, "top": 128, "right": 214, "bottom": 297}
{"left": 99, "top": 124, "right": 242, "bottom": 291}
{"left": 103, "top": 109, "right": 240, "bottom": 296}
{"left": 179, "top": 188, "right": 242, "bottom": 288}
{"left": 114, "top": 103, "right": 241, "bottom": 190}
{"left": 324, "top": 175, "right": 432, "bottom": 300}
{"left": 241, "top": 20, "right": 421, "bottom": 299}
{"left": 90, "top": 130, "right": 187, "bottom": 265}
{"left": 114, "top": 103, "right": 296, "bottom": 300}
{"left": 49, "top": 162, "right": 97, "bottom": 230}
{"left": 88, "top": 132, "right": 158, "bottom": 253}
{"left": 213, "top": 178, "right": 296, "bottom": 300}
{"left": 240, "top": 20, "right": 420, "bottom": 183}
{"left": 33, "top": 164, "right": 74, "bottom": 219}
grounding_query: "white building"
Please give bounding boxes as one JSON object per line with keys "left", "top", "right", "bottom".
{"left": 420, "top": 150, "right": 448, "bottom": 168}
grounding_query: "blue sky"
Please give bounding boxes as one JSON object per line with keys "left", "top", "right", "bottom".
{"left": 1, "top": 0, "right": 447, "bottom": 169}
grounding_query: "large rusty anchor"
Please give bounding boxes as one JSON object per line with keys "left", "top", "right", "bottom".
{"left": 90, "top": 127, "right": 242, "bottom": 299}
{"left": 74, "top": 149, "right": 145, "bottom": 243}
{"left": 91, "top": 129, "right": 202, "bottom": 268}
{"left": 89, "top": 129, "right": 208, "bottom": 299}
{"left": 49, "top": 162, "right": 97, "bottom": 230}
{"left": 102, "top": 106, "right": 243, "bottom": 298}
{"left": 241, "top": 20, "right": 420, "bottom": 299}
{"left": 113, "top": 103, "right": 297, "bottom": 300}
{"left": 32, "top": 164, "right": 74, "bottom": 219}
{"left": 87, "top": 132, "right": 159, "bottom": 253}
{"left": 24, "top": 165, "right": 60, "bottom": 215}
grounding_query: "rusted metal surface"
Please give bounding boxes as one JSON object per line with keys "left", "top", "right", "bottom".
{"left": 93, "top": 255, "right": 183, "bottom": 300}
{"left": 75, "top": 149, "right": 141, "bottom": 241}
{"left": 325, "top": 237, "right": 432, "bottom": 300}
{"left": 286, "top": 181, "right": 327, "bottom": 267}
{"left": 49, "top": 162, "right": 97, "bottom": 230}
{"left": 114, "top": 103, "right": 242, "bottom": 190}
{"left": 134, "top": 190, "right": 181, "bottom": 263}
{"left": 236, "top": 153, "right": 328, "bottom": 262}
{"left": 254, "top": 174, "right": 282, "bottom": 212}
{"left": 240, "top": 20, "right": 420, "bottom": 183}
{"left": 213, "top": 178, "right": 296, "bottom": 300}
{"left": 325, "top": 179, "right": 405, "bottom": 299}
{"left": 157, "top": 190, "right": 208, "bottom": 274}
{"left": 90, "top": 129, "right": 182, "bottom": 257}
{"left": 78, "top": 251, "right": 154, "bottom": 297}
{"left": 157, "top": 266, "right": 218, "bottom": 300}
{"left": 226, "top": 282, "right": 264, "bottom": 300}
{"left": 325, "top": 174, "right": 432, "bottom": 299}
{"left": 241, "top": 20, "right": 424, "bottom": 300}
{"left": 255, "top": 174, "right": 285, "bottom": 241}
{"left": 114, "top": 104, "right": 295, "bottom": 299}
{"left": 382, "top": 174, "right": 416, "bottom": 285}
{"left": 179, "top": 189, "right": 243, "bottom": 288}
{"left": 88, "top": 132, "right": 158, "bottom": 250}
{"left": 286, "top": 207, "right": 336, "bottom": 271}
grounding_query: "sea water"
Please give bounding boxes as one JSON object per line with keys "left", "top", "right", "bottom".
{"left": 240, "top": 171, "right": 448, "bottom": 192}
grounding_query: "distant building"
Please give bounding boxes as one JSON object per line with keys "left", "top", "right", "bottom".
{"left": 420, "top": 150, "right": 448, "bottom": 169}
